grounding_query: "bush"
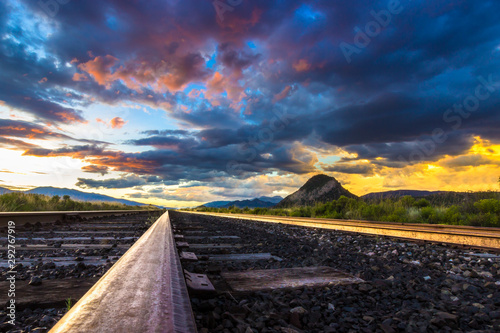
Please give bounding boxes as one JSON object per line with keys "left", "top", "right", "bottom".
{"left": 474, "top": 199, "right": 500, "bottom": 215}
{"left": 414, "top": 198, "right": 430, "bottom": 208}
{"left": 190, "top": 192, "right": 500, "bottom": 227}
{"left": 400, "top": 195, "right": 416, "bottom": 208}
{"left": 0, "top": 193, "right": 141, "bottom": 212}
{"left": 467, "top": 213, "right": 499, "bottom": 227}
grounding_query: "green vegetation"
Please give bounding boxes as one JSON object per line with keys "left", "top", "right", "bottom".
{"left": 65, "top": 298, "right": 73, "bottom": 312}
{"left": 0, "top": 192, "right": 151, "bottom": 212}
{"left": 189, "top": 192, "right": 500, "bottom": 227}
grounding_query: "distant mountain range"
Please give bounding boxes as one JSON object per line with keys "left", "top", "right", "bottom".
{"left": 200, "top": 175, "right": 465, "bottom": 209}
{"left": 276, "top": 174, "right": 357, "bottom": 208}
{"left": 202, "top": 196, "right": 283, "bottom": 208}
{"left": 0, "top": 186, "right": 148, "bottom": 206}
{"left": 0, "top": 187, "right": 14, "bottom": 194}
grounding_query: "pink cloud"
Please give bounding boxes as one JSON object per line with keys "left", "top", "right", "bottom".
{"left": 72, "top": 73, "right": 89, "bottom": 81}
{"left": 96, "top": 117, "right": 127, "bottom": 129}
{"left": 78, "top": 55, "right": 119, "bottom": 87}
{"left": 110, "top": 117, "right": 127, "bottom": 129}
{"left": 293, "top": 59, "right": 311, "bottom": 72}
{"left": 273, "top": 85, "right": 292, "bottom": 103}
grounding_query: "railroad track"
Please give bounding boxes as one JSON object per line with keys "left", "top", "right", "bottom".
{"left": 0, "top": 209, "right": 161, "bottom": 227}
{"left": 3, "top": 211, "right": 500, "bottom": 332}
{"left": 187, "top": 212, "right": 500, "bottom": 250}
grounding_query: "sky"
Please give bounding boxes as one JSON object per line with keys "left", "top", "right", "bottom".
{"left": 0, "top": 0, "right": 499, "bottom": 208}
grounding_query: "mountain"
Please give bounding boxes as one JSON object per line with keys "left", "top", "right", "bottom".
{"left": 202, "top": 200, "right": 233, "bottom": 208}
{"left": 0, "top": 187, "right": 14, "bottom": 194}
{"left": 202, "top": 196, "right": 283, "bottom": 209}
{"left": 220, "top": 198, "right": 276, "bottom": 209}
{"left": 276, "top": 174, "right": 357, "bottom": 208}
{"left": 25, "top": 187, "right": 147, "bottom": 206}
{"left": 257, "top": 196, "right": 283, "bottom": 204}
{"left": 362, "top": 190, "right": 446, "bottom": 200}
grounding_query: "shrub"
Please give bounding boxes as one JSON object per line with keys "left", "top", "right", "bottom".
{"left": 400, "top": 195, "right": 416, "bottom": 208}
{"left": 474, "top": 199, "right": 500, "bottom": 215}
{"left": 414, "top": 198, "right": 430, "bottom": 208}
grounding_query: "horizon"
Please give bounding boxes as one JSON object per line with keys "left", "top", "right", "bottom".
{"left": 1, "top": 1, "right": 499, "bottom": 208}
{"left": 2, "top": 176, "right": 499, "bottom": 208}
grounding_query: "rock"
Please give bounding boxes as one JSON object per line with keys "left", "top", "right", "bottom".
{"left": 289, "top": 312, "right": 301, "bottom": 329}
{"left": 472, "top": 303, "right": 485, "bottom": 309}
{"left": 290, "top": 306, "right": 307, "bottom": 315}
{"left": 478, "top": 271, "right": 493, "bottom": 279}
{"left": 380, "top": 321, "right": 395, "bottom": 333}
{"left": 489, "top": 311, "right": 500, "bottom": 320}
{"left": 280, "top": 328, "right": 300, "bottom": 333}
{"left": 430, "top": 312, "right": 457, "bottom": 327}
{"left": 358, "top": 283, "right": 372, "bottom": 292}
{"left": 29, "top": 276, "right": 42, "bottom": 286}
{"left": 39, "top": 315, "right": 54, "bottom": 325}
{"left": 31, "top": 328, "right": 48, "bottom": 333}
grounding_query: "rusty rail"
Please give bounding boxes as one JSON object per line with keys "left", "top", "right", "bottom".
{"left": 49, "top": 211, "right": 197, "bottom": 333}
{"left": 187, "top": 212, "right": 500, "bottom": 249}
{"left": 0, "top": 209, "right": 162, "bottom": 227}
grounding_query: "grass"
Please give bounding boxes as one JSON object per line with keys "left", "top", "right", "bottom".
{"left": 187, "top": 192, "right": 500, "bottom": 227}
{"left": 0, "top": 192, "right": 153, "bottom": 212}
{"left": 65, "top": 298, "right": 73, "bottom": 312}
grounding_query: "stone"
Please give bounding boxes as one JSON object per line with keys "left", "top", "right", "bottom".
{"left": 29, "top": 276, "right": 42, "bottom": 286}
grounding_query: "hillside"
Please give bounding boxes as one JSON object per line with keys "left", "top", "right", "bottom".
{"left": 362, "top": 190, "right": 445, "bottom": 200}
{"left": 23, "top": 187, "right": 147, "bottom": 206}
{"left": 202, "top": 196, "right": 283, "bottom": 209}
{"left": 0, "top": 187, "right": 13, "bottom": 194}
{"left": 276, "top": 174, "right": 357, "bottom": 208}
{"left": 202, "top": 200, "right": 233, "bottom": 208}
{"left": 221, "top": 198, "right": 276, "bottom": 209}
{"left": 257, "top": 196, "right": 283, "bottom": 204}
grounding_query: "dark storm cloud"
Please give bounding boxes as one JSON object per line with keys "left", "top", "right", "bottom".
{"left": 81, "top": 165, "right": 109, "bottom": 176}
{"left": 76, "top": 175, "right": 157, "bottom": 189}
{"left": 323, "top": 163, "right": 375, "bottom": 175}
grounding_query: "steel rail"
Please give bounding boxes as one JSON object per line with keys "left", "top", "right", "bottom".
{"left": 49, "top": 211, "right": 197, "bottom": 333}
{"left": 187, "top": 212, "right": 500, "bottom": 249}
{"left": 0, "top": 209, "right": 162, "bottom": 227}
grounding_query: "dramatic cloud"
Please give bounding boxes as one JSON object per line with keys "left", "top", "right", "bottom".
{"left": 81, "top": 165, "right": 109, "bottom": 175}
{"left": 0, "top": 0, "right": 498, "bottom": 206}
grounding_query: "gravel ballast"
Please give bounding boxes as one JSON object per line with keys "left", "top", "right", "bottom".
{"left": 171, "top": 211, "right": 500, "bottom": 333}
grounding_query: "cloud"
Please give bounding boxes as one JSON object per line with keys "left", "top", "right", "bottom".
{"left": 293, "top": 59, "right": 311, "bottom": 72}
{"left": 273, "top": 85, "right": 293, "bottom": 103}
{"left": 322, "top": 163, "right": 374, "bottom": 175}
{"left": 110, "top": 117, "right": 127, "bottom": 129}
{"left": 78, "top": 55, "right": 119, "bottom": 87}
{"left": 76, "top": 174, "right": 161, "bottom": 189}
{"left": 81, "top": 165, "right": 109, "bottom": 175}
{"left": 440, "top": 154, "right": 500, "bottom": 169}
